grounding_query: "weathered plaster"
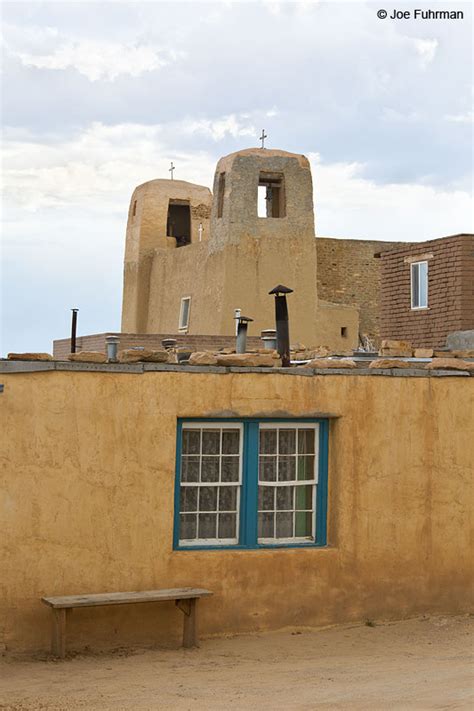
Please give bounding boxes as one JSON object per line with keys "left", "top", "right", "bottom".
{"left": 1, "top": 370, "right": 472, "bottom": 653}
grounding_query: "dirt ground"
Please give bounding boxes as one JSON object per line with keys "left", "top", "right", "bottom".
{"left": 0, "top": 615, "right": 472, "bottom": 710}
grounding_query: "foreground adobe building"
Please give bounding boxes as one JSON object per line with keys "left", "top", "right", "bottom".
{"left": 121, "top": 148, "right": 358, "bottom": 350}
{"left": 1, "top": 361, "right": 473, "bottom": 653}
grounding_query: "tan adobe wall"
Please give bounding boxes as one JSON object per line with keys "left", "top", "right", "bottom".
{"left": 379, "top": 234, "right": 474, "bottom": 348}
{"left": 316, "top": 237, "right": 405, "bottom": 345}
{"left": 1, "top": 370, "right": 472, "bottom": 653}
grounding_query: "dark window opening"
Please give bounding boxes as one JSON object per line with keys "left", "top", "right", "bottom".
{"left": 341, "top": 327, "right": 347, "bottom": 338}
{"left": 167, "top": 200, "right": 191, "bottom": 247}
{"left": 132, "top": 200, "right": 137, "bottom": 217}
{"left": 217, "top": 172, "right": 225, "bottom": 218}
{"left": 258, "top": 172, "right": 286, "bottom": 218}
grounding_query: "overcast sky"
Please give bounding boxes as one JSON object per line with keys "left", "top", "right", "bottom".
{"left": 1, "top": 0, "right": 473, "bottom": 354}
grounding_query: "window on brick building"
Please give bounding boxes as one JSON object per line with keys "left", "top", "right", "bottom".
{"left": 411, "top": 261, "right": 428, "bottom": 309}
{"left": 174, "top": 419, "right": 329, "bottom": 549}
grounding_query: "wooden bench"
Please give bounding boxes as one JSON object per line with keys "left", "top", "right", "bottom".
{"left": 41, "top": 588, "right": 212, "bottom": 658}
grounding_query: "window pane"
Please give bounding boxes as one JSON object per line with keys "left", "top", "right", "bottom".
{"left": 221, "top": 456, "right": 239, "bottom": 482}
{"left": 258, "top": 487, "right": 275, "bottom": 511}
{"left": 259, "top": 457, "right": 277, "bottom": 482}
{"left": 198, "top": 513, "right": 217, "bottom": 539}
{"left": 297, "top": 456, "right": 315, "bottom": 481}
{"left": 298, "top": 429, "right": 315, "bottom": 454}
{"left": 260, "top": 429, "right": 277, "bottom": 454}
{"left": 199, "top": 486, "right": 217, "bottom": 511}
{"left": 276, "top": 512, "right": 293, "bottom": 538}
{"left": 258, "top": 512, "right": 274, "bottom": 538}
{"left": 279, "top": 429, "right": 296, "bottom": 454}
{"left": 219, "top": 486, "right": 238, "bottom": 511}
{"left": 419, "top": 262, "right": 428, "bottom": 307}
{"left": 182, "top": 430, "right": 200, "bottom": 455}
{"left": 412, "top": 264, "right": 420, "bottom": 307}
{"left": 201, "top": 456, "right": 219, "bottom": 482}
{"left": 222, "top": 429, "right": 240, "bottom": 454}
{"left": 180, "top": 299, "right": 190, "bottom": 328}
{"left": 276, "top": 486, "right": 294, "bottom": 511}
{"left": 181, "top": 456, "right": 199, "bottom": 482}
{"left": 295, "top": 511, "right": 312, "bottom": 537}
{"left": 295, "top": 485, "right": 313, "bottom": 510}
{"left": 202, "top": 429, "right": 220, "bottom": 454}
{"left": 180, "top": 487, "right": 198, "bottom": 512}
{"left": 278, "top": 456, "right": 296, "bottom": 481}
{"left": 180, "top": 514, "right": 197, "bottom": 540}
{"left": 218, "top": 513, "right": 236, "bottom": 538}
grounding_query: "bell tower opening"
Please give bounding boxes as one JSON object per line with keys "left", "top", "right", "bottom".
{"left": 257, "top": 172, "right": 286, "bottom": 218}
{"left": 167, "top": 200, "right": 191, "bottom": 247}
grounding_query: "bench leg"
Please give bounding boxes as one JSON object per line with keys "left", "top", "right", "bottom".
{"left": 176, "top": 598, "right": 198, "bottom": 648}
{"left": 51, "top": 608, "right": 68, "bottom": 658}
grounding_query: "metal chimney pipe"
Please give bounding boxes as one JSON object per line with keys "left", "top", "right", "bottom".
{"left": 261, "top": 329, "right": 277, "bottom": 350}
{"left": 106, "top": 335, "right": 120, "bottom": 362}
{"left": 70, "top": 309, "right": 79, "bottom": 354}
{"left": 235, "top": 315, "right": 253, "bottom": 354}
{"left": 269, "top": 285, "right": 293, "bottom": 367}
{"left": 234, "top": 308, "right": 241, "bottom": 336}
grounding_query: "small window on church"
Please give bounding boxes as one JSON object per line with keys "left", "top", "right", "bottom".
{"left": 167, "top": 200, "right": 191, "bottom": 247}
{"left": 257, "top": 173, "right": 285, "bottom": 218}
{"left": 179, "top": 297, "right": 191, "bottom": 331}
{"left": 217, "top": 173, "right": 225, "bottom": 218}
{"left": 132, "top": 200, "right": 137, "bottom": 217}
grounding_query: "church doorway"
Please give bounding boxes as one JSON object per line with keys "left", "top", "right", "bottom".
{"left": 167, "top": 200, "right": 191, "bottom": 247}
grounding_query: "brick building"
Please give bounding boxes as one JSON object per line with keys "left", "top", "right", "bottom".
{"left": 378, "top": 233, "right": 474, "bottom": 348}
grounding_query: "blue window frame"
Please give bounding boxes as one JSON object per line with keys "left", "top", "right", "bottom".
{"left": 173, "top": 418, "right": 329, "bottom": 550}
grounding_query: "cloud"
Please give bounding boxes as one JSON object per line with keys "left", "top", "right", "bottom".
{"left": 3, "top": 22, "right": 182, "bottom": 81}
{"left": 445, "top": 111, "right": 474, "bottom": 124}
{"left": 182, "top": 114, "right": 256, "bottom": 141}
{"left": 310, "top": 154, "right": 473, "bottom": 241}
{"left": 411, "top": 38, "right": 438, "bottom": 69}
{"left": 3, "top": 121, "right": 472, "bottom": 240}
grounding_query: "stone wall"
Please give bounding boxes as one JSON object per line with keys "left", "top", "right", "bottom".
{"left": 1, "top": 367, "right": 472, "bottom": 653}
{"left": 379, "top": 234, "right": 474, "bottom": 348}
{"left": 316, "top": 237, "right": 405, "bottom": 345}
{"left": 53, "top": 333, "right": 263, "bottom": 359}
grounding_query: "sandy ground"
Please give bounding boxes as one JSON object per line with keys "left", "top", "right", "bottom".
{"left": 0, "top": 615, "right": 472, "bottom": 711}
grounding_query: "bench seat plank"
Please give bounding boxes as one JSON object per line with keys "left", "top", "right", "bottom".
{"left": 42, "top": 588, "right": 212, "bottom": 609}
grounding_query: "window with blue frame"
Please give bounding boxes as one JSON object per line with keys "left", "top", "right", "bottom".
{"left": 174, "top": 419, "right": 329, "bottom": 549}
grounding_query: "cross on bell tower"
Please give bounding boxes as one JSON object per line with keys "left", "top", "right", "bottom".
{"left": 259, "top": 129, "right": 267, "bottom": 149}
{"left": 169, "top": 161, "right": 175, "bottom": 179}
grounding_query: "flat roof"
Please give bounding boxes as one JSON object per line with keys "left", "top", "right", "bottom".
{"left": 0, "top": 360, "right": 471, "bottom": 378}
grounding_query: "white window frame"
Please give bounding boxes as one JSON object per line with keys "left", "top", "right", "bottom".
{"left": 179, "top": 422, "right": 243, "bottom": 547}
{"left": 410, "top": 261, "right": 428, "bottom": 310}
{"left": 258, "top": 422, "right": 319, "bottom": 545}
{"left": 178, "top": 296, "right": 191, "bottom": 331}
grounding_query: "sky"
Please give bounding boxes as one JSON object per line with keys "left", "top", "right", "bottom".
{"left": 1, "top": 0, "right": 473, "bottom": 354}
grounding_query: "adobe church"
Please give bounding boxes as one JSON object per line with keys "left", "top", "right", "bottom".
{"left": 121, "top": 148, "right": 359, "bottom": 350}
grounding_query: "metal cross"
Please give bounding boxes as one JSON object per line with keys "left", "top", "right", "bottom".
{"left": 169, "top": 161, "right": 175, "bottom": 179}
{"left": 198, "top": 222, "right": 203, "bottom": 242}
{"left": 259, "top": 129, "right": 267, "bottom": 149}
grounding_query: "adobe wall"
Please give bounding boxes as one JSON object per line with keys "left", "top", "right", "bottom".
{"left": 1, "top": 368, "right": 472, "bottom": 654}
{"left": 144, "top": 235, "right": 358, "bottom": 349}
{"left": 379, "top": 234, "right": 474, "bottom": 348}
{"left": 316, "top": 237, "right": 405, "bottom": 345}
